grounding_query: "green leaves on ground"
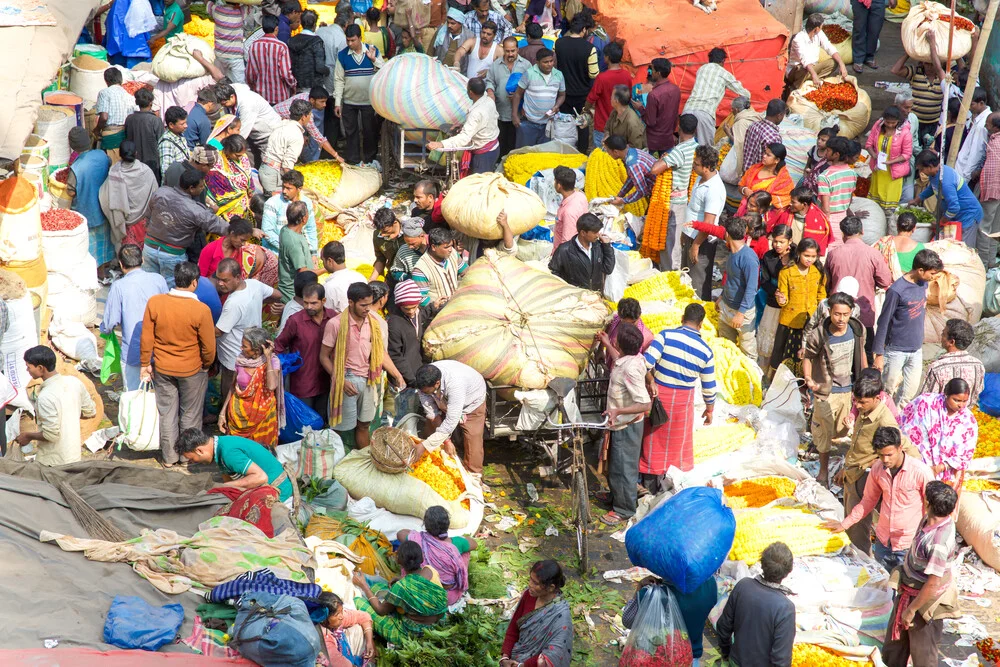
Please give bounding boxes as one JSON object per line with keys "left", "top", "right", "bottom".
{"left": 375, "top": 605, "right": 505, "bottom": 666}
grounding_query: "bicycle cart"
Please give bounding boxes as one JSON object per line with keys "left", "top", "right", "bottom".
{"left": 379, "top": 121, "right": 467, "bottom": 189}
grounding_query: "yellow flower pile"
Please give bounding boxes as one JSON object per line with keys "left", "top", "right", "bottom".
{"left": 724, "top": 476, "right": 798, "bottom": 509}
{"left": 410, "top": 450, "right": 466, "bottom": 503}
{"left": 792, "top": 644, "right": 870, "bottom": 667}
{"left": 730, "top": 506, "right": 849, "bottom": 564}
{"left": 638, "top": 300, "right": 718, "bottom": 340}
{"left": 503, "top": 152, "right": 588, "bottom": 185}
{"left": 584, "top": 148, "right": 648, "bottom": 216}
{"left": 297, "top": 160, "right": 344, "bottom": 196}
{"left": 972, "top": 407, "right": 1000, "bottom": 458}
{"left": 624, "top": 270, "right": 695, "bottom": 301}
{"left": 694, "top": 420, "right": 757, "bottom": 463}
{"left": 318, "top": 218, "right": 344, "bottom": 247}
{"left": 963, "top": 478, "right": 1000, "bottom": 492}
{"left": 184, "top": 15, "right": 215, "bottom": 47}
{"left": 707, "top": 337, "right": 763, "bottom": 406}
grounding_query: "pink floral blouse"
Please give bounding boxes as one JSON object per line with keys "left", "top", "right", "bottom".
{"left": 899, "top": 393, "right": 978, "bottom": 483}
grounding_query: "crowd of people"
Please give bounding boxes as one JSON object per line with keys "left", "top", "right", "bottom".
{"left": 18, "top": 0, "right": 999, "bottom": 664}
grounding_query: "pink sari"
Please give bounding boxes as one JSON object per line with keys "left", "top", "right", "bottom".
{"left": 407, "top": 531, "right": 470, "bottom": 605}
{"left": 898, "top": 393, "right": 978, "bottom": 484}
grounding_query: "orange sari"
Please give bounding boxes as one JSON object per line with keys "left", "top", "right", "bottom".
{"left": 226, "top": 359, "right": 283, "bottom": 448}
{"left": 737, "top": 164, "right": 795, "bottom": 213}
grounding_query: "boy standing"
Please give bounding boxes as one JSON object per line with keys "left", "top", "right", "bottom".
{"left": 716, "top": 216, "right": 759, "bottom": 363}
{"left": 802, "top": 292, "right": 866, "bottom": 486}
{"left": 873, "top": 249, "right": 944, "bottom": 406}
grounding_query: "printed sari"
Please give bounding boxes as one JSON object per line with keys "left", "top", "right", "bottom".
{"left": 737, "top": 164, "right": 795, "bottom": 213}
{"left": 226, "top": 355, "right": 284, "bottom": 449}
{"left": 207, "top": 485, "right": 280, "bottom": 537}
{"left": 407, "top": 531, "right": 470, "bottom": 606}
{"left": 354, "top": 575, "right": 448, "bottom": 644}
{"left": 899, "top": 392, "right": 978, "bottom": 485}
{"left": 511, "top": 596, "right": 573, "bottom": 667}
{"left": 206, "top": 150, "right": 254, "bottom": 221}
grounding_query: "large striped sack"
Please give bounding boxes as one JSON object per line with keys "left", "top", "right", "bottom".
{"left": 370, "top": 53, "right": 472, "bottom": 129}
{"left": 441, "top": 172, "right": 547, "bottom": 240}
{"left": 804, "top": 0, "right": 852, "bottom": 18}
{"left": 422, "top": 252, "right": 611, "bottom": 389}
{"left": 778, "top": 124, "right": 818, "bottom": 185}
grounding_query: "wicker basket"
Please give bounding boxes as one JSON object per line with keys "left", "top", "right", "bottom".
{"left": 369, "top": 426, "right": 418, "bottom": 474}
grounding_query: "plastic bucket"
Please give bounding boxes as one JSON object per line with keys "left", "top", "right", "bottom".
{"left": 18, "top": 155, "right": 48, "bottom": 195}
{"left": 73, "top": 44, "right": 108, "bottom": 62}
{"left": 21, "top": 135, "right": 49, "bottom": 163}
{"left": 43, "top": 91, "right": 84, "bottom": 127}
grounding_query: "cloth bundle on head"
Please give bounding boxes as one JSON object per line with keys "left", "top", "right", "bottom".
{"left": 834, "top": 276, "right": 859, "bottom": 299}
{"left": 192, "top": 146, "right": 218, "bottom": 166}
{"left": 68, "top": 126, "right": 91, "bottom": 153}
{"left": 401, "top": 218, "right": 425, "bottom": 238}
{"left": 394, "top": 279, "right": 422, "bottom": 306}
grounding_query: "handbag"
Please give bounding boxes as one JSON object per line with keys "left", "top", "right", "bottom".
{"left": 649, "top": 397, "right": 667, "bottom": 429}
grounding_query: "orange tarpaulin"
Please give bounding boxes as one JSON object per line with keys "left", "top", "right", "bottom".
{"left": 593, "top": 0, "right": 790, "bottom": 124}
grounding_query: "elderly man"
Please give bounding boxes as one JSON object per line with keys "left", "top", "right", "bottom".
{"left": 684, "top": 47, "right": 751, "bottom": 145}
{"left": 427, "top": 78, "right": 500, "bottom": 174}
{"left": 486, "top": 37, "right": 530, "bottom": 158}
{"left": 390, "top": 218, "right": 428, "bottom": 283}
{"left": 784, "top": 14, "right": 849, "bottom": 97}
{"left": 415, "top": 360, "right": 488, "bottom": 474}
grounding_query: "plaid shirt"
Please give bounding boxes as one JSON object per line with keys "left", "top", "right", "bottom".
{"left": 275, "top": 92, "right": 324, "bottom": 145}
{"left": 463, "top": 11, "right": 514, "bottom": 42}
{"left": 157, "top": 131, "right": 190, "bottom": 174}
{"left": 742, "top": 118, "right": 781, "bottom": 169}
{"left": 617, "top": 147, "right": 658, "bottom": 204}
{"left": 95, "top": 85, "right": 136, "bottom": 126}
{"left": 683, "top": 63, "right": 750, "bottom": 118}
{"left": 920, "top": 350, "right": 986, "bottom": 404}
{"left": 981, "top": 133, "right": 1000, "bottom": 202}
{"left": 246, "top": 35, "right": 297, "bottom": 104}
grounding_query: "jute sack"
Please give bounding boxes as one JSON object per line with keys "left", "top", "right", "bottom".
{"left": 441, "top": 173, "right": 546, "bottom": 240}
{"left": 957, "top": 491, "right": 1000, "bottom": 570}
{"left": 787, "top": 75, "right": 871, "bottom": 139}
{"left": 902, "top": 1, "right": 974, "bottom": 63}
{"left": 151, "top": 34, "right": 215, "bottom": 83}
{"left": 927, "top": 239, "right": 987, "bottom": 322}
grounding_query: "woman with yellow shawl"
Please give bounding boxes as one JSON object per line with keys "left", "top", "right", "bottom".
{"left": 737, "top": 143, "right": 795, "bottom": 215}
{"left": 208, "top": 114, "right": 242, "bottom": 151}
{"left": 206, "top": 131, "right": 255, "bottom": 222}
{"left": 219, "top": 327, "right": 285, "bottom": 449}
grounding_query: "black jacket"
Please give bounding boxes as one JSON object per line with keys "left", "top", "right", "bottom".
{"left": 289, "top": 33, "right": 330, "bottom": 90}
{"left": 548, "top": 237, "right": 615, "bottom": 292}
{"left": 387, "top": 306, "right": 432, "bottom": 386}
{"left": 716, "top": 577, "right": 795, "bottom": 667}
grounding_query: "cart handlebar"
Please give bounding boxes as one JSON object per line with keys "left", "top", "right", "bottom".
{"left": 544, "top": 414, "right": 611, "bottom": 430}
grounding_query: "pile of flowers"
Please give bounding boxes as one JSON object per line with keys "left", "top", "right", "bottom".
{"left": 940, "top": 13, "right": 976, "bottom": 30}
{"left": 792, "top": 644, "right": 872, "bottom": 666}
{"left": 804, "top": 81, "right": 859, "bottom": 112}
{"left": 730, "top": 506, "right": 849, "bottom": 564}
{"left": 297, "top": 160, "right": 344, "bottom": 195}
{"left": 503, "top": 152, "right": 587, "bottom": 185}
{"left": 184, "top": 15, "right": 215, "bottom": 47}
{"left": 706, "top": 337, "right": 763, "bottom": 406}
{"left": 724, "top": 476, "right": 798, "bottom": 509}
{"left": 409, "top": 449, "right": 468, "bottom": 508}
{"left": 694, "top": 420, "right": 757, "bottom": 463}
{"left": 624, "top": 271, "right": 694, "bottom": 302}
{"left": 963, "top": 478, "right": 1000, "bottom": 492}
{"left": 584, "top": 148, "right": 648, "bottom": 216}
{"left": 821, "top": 24, "right": 851, "bottom": 43}
{"left": 973, "top": 407, "right": 1000, "bottom": 458}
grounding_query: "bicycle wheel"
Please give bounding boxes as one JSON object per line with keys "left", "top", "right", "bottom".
{"left": 572, "top": 469, "right": 590, "bottom": 573}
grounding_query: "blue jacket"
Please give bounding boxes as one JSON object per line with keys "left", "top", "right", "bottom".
{"left": 71, "top": 150, "right": 111, "bottom": 229}
{"left": 919, "top": 164, "right": 983, "bottom": 227}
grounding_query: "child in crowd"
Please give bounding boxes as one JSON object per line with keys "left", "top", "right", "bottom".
{"left": 770, "top": 238, "right": 825, "bottom": 379}
{"left": 599, "top": 297, "right": 654, "bottom": 365}
{"left": 757, "top": 224, "right": 794, "bottom": 365}
{"left": 800, "top": 125, "right": 840, "bottom": 193}
{"left": 787, "top": 187, "right": 833, "bottom": 254}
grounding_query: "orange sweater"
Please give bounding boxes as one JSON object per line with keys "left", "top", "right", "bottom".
{"left": 140, "top": 291, "right": 216, "bottom": 377}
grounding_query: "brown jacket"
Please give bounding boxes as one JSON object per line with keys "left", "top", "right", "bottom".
{"left": 845, "top": 400, "right": 919, "bottom": 483}
{"left": 604, "top": 108, "right": 647, "bottom": 149}
{"left": 140, "top": 291, "right": 216, "bottom": 377}
{"left": 802, "top": 316, "right": 866, "bottom": 398}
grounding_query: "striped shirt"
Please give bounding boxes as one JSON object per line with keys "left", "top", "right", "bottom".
{"left": 517, "top": 65, "right": 566, "bottom": 124}
{"left": 412, "top": 250, "right": 469, "bottom": 306}
{"left": 817, "top": 164, "right": 856, "bottom": 215}
{"left": 463, "top": 10, "right": 514, "bottom": 42}
{"left": 617, "top": 147, "right": 658, "bottom": 205}
{"left": 742, "top": 118, "right": 781, "bottom": 170}
{"left": 643, "top": 325, "right": 717, "bottom": 404}
{"left": 157, "top": 131, "right": 190, "bottom": 176}
{"left": 210, "top": 2, "right": 245, "bottom": 59}
{"left": 903, "top": 515, "right": 957, "bottom": 588}
{"left": 95, "top": 85, "right": 136, "bottom": 126}
{"left": 903, "top": 65, "right": 944, "bottom": 125}
{"left": 683, "top": 63, "right": 750, "bottom": 118}
{"left": 661, "top": 138, "right": 697, "bottom": 204}
{"left": 247, "top": 35, "right": 297, "bottom": 104}
{"left": 275, "top": 92, "right": 324, "bottom": 144}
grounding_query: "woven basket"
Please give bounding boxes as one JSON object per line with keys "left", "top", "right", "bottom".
{"left": 369, "top": 426, "right": 417, "bottom": 474}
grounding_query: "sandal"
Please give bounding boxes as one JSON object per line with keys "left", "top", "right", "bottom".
{"left": 852, "top": 63, "right": 864, "bottom": 74}
{"left": 601, "top": 511, "right": 627, "bottom": 525}
{"left": 864, "top": 59, "right": 878, "bottom": 69}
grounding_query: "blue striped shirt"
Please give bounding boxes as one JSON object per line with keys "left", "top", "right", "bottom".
{"left": 644, "top": 325, "right": 717, "bottom": 404}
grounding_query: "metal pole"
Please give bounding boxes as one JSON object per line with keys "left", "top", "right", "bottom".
{"left": 947, "top": 0, "right": 999, "bottom": 166}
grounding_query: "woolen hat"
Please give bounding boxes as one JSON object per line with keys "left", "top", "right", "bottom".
{"left": 401, "top": 217, "right": 425, "bottom": 237}
{"left": 394, "top": 280, "right": 422, "bottom": 306}
{"left": 191, "top": 146, "right": 219, "bottom": 166}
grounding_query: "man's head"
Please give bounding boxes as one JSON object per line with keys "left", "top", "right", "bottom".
{"left": 197, "top": 86, "right": 219, "bottom": 114}
{"left": 68, "top": 126, "right": 91, "bottom": 153}
{"left": 525, "top": 21, "right": 543, "bottom": 40}
{"left": 707, "top": 47, "right": 727, "bottom": 64}
{"left": 804, "top": 12, "right": 826, "bottom": 35}
{"left": 177, "top": 428, "right": 215, "bottom": 464}
{"left": 972, "top": 87, "right": 989, "bottom": 115}
{"left": 914, "top": 149, "right": 941, "bottom": 178}
{"left": 479, "top": 21, "right": 497, "bottom": 46}
{"left": 301, "top": 8, "right": 318, "bottom": 31}
{"left": 872, "top": 426, "right": 905, "bottom": 470}
{"left": 760, "top": 542, "right": 794, "bottom": 584}
{"left": 103, "top": 67, "right": 123, "bottom": 88}
{"left": 722, "top": 215, "right": 746, "bottom": 245}
{"left": 467, "top": 76, "right": 487, "bottom": 101}
{"left": 288, "top": 99, "right": 313, "bottom": 124}
{"left": 292, "top": 269, "right": 318, "bottom": 300}
{"left": 118, "top": 243, "right": 143, "bottom": 272}
{"left": 321, "top": 241, "right": 347, "bottom": 273}
{"left": 827, "top": 291, "right": 854, "bottom": 332}
{"left": 446, "top": 7, "right": 465, "bottom": 36}
{"left": 825, "top": 136, "right": 851, "bottom": 164}
{"left": 988, "top": 112, "right": 1000, "bottom": 135}
{"left": 302, "top": 282, "right": 326, "bottom": 316}
{"left": 568, "top": 13, "right": 587, "bottom": 35}
{"left": 373, "top": 208, "right": 400, "bottom": 239}
{"left": 789, "top": 186, "right": 815, "bottom": 215}
{"left": 553, "top": 165, "right": 577, "bottom": 195}
{"left": 286, "top": 200, "right": 309, "bottom": 229}
{"left": 415, "top": 363, "right": 443, "bottom": 394}
{"left": 924, "top": 480, "right": 958, "bottom": 519}
{"left": 693, "top": 145, "right": 719, "bottom": 178}
{"left": 536, "top": 49, "right": 555, "bottom": 74}
{"left": 345, "top": 24, "right": 363, "bottom": 50}
{"left": 23, "top": 345, "right": 56, "bottom": 379}
{"left": 309, "top": 86, "right": 330, "bottom": 110}
{"left": 611, "top": 85, "right": 631, "bottom": 110}
{"left": 911, "top": 248, "right": 944, "bottom": 283}
{"left": 413, "top": 180, "right": 440, "bottom": 210}
{"left": 282, "top": 0, "right": 302, "bottom": 22}
{"left": 165, "top": 106, "right": 188, "bottom": 135}
{"left": 502, "top": 36, "right": 519, "bottom": 62}
{"left": 474, "top": 0, "right": 491, "bottom": 21}
{"left": 682, "top": 302, "right": 706, "bottom": 330}
{"left": 262, "top": 13, "right": 280, "bottom": 35}
{"left": 893, "top": 92, "right": 913, "bottom": 118}
{"left": 281, "top": 169, "right": 305, "bottom": 200}
{"left": 174, "top": 262, "right": 199, "bottom": 291}
{"left": 190, "top": 145, "right": 218, "bottom": 173}
{"left": 852, "top": 368, "right": 884, "bottom": 414}
{"left": 401, "top": 218, "right": 426, "bottom": 249}
{"left": 134, "top": 86, "right": 154, "bottom": 111}
{"left": 839, "top": 215, "right": 863, "bottom": 240}
{"left": 394, "top": 279, "right": 423, "bottom": 318}
{"left": 765, "top": 98, "right": 787, "bottom": 123}
{"left": 605, "top": 41, "right": 624, "bottom": 65}
{"left": 731, "top": 95, "right": 751, "bottom": 115}
{"left": 215, "top": 258, "right": 243, "bottom": 294}
{"left": 678, "top": 113, "right": 698, "bottom": 139}
{"left": 427, "top": 226, "right": 455, "bottom": 261}
{"left": 179, "top": 168, "right": 207, "bottom": 197}
{"left": 603, "top": 134, "right": 628, "bottom": 160}
{"left": 649, "top": 58, "right": 671, "bottom": 83}
{"left": 575, "top": 213, "right": 603, "bottom": 245}
{"left": 942, "top": 318, "right": 975, "bottom": 352}
{"left": 615, "top": 322, "right": 643, "bottom": 357}
{"left": 347, "top": 281, "right": 375, "bottom": 319}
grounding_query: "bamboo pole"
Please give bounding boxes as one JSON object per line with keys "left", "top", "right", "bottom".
{"left": 947, "top": 0, "right": 999, "bottom": 166}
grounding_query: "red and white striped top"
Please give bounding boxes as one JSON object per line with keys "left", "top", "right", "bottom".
{"left": 211, "top": 2, "right": 245, "bottom": 59}
{"left": 246, "top": 36, "right": 297, "bottom": 104}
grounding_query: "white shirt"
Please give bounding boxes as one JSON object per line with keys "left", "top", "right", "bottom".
{"left": 32, "top": 374, "right": 97, "bottom": 466}
{"left": 277, "top": 298, "right": 304, "bottom": 336}
{"left": 684, "top": 173, "right": 727, "bottom": 241}
{"left": 440, "top": 95, "right": 500, "bottom": 151}
{"left": 322, "top": 269, "right": 367, "bottom": 313}
{"left": 317, "top": 24, "right": 347, "bottom": 93}
{"left": 418, "top": 360, "right": 487, "bottom": 436}
{"left": 231, "top": 83, "right": 282, "bottom": 141}
{"left": 787, "top": 29, "right": 837, "bottom": 72}
{"left": 263, "top": 119, "right": 306, "bottom": 170}
{"left": 955, "top": 105, "right": 992, "bottom": 179}
{"left": 216, "top": 279, "right": 274, "bottom": 370}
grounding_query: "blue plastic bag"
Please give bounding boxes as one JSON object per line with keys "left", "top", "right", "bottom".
{"left": 280, "top": 392, "right": 325, "bottom": 443}
{"left": 980, "top": 374, "right": 1000, "bottom": 416}
{"left": 103, "top": 596, "right": 184, "bottom": 651}
{"left": 277, "top": 351, "right": 303, "bottom": 376}
{"left": 521, "top": 225, "right": 553, "bottom": 242}
{"left": 625, "top": 487, "right": 736, "bottom": 594}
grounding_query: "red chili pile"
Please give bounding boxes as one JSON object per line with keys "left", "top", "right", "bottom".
{"left": 804, "top": 81, "right": 859, "bottom": 112}
{"left": 121, "top": 80, "right": 153, "bottom": 96}
{"left": 620, "top": 633, "right": 694, "bottom": 666}
{"left": 977, "top": 638, "right": 1000, "bottom": 664}
{"left": 822, "top": 24, "right": 850, "bottom": 43}
{"left": 53, "top": 168, "right": 69, "bottom": 184}
{"left": 41, "top": 209, "right": 84, "bottom": 232}
{"left": 940, "top": 14, "right": 975, "bottom": 31}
